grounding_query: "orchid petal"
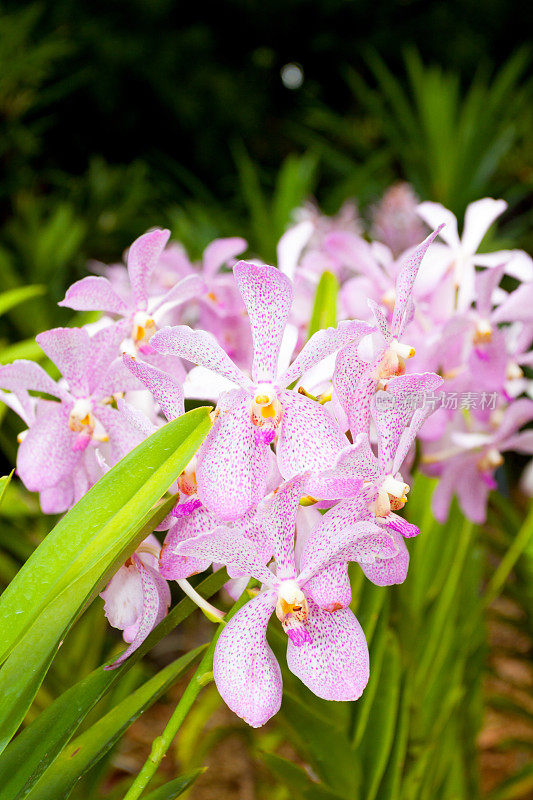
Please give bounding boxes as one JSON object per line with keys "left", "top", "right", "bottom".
{"left": 123, "top": 355, "right": 184, "bottom": 420}
{"left": 151, "top": 325, "right": 249, "bottom": 388}
{"left": 417, "top": 203, "right": 459, "bottom": 248}
{"left": 203, "top": 237, "right": 247, "bottom": 277}
{"left": 233, "top": 261, "right": 293, "bottom": 383}
{"left": 127, "top": 228, "right": 170, "bottom": 309}
{"left": 59, "top": 276, "right": 129, "bottom": 315}
{"left": 213, "top": 591, "right": 281, "bottom": 727}
{"left": 106, "top": 555, "right": 170, "bottom": 669}
{"left": 462, "top": 198, "right": 507, "bottom": 255}
{"left": 0, "top": 360, "right": 65, "bottom": 400}
{"left": 159, "top": 507, "right": 217, "bottom": 580}
{"left": 196, "top": 390, "right": 269, "bottom": 520}
{"left": 152, "top": 274, "right": 205, "bottom": 314}
{"left": 173, "top": 528, "right": 275, "bottom": 585}
{"left": 392, "top": 226, "right": 444, "bottom": 336}
{"left": 276, "top": 390, "right": 348, "bottom": 479}
{"left": 304, "top": 562, "right": 352, "bottom": 611}
{"left": 253, "top": 475, "right": 308, "bottom": 580}
{"left": 17, "top": 402, "right": 79, "bottom": 491}
{"left": 286, "top": 600, "right": 369, "bottom": 701}
{"left": 360, "top": 529, "right": 409, "bottom": 585}
{"left": 278, "top": 320, "right": 372, "bottom": 389}
{"left": 36, "top": 327, "right": 92, "bottom": 397}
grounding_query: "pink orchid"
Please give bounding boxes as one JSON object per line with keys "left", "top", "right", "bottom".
{"left": 417, "top": 199, "right": 533, "bottom": 311}
{"left": 149, "top": 261, "right": 370, "bottom": 519}
{"left": 102, "top": 534, "right": 171, "bottom": 669}
{"left": 60, "top": 229, "right": 202, "bottom": 360}
{"left": 0, "top": 326, "right": 144, "bottom": 512}
{"left": 333, "top": 228, "right": 444, "bottom": 435}
{"left": 371, "top": 182, "right": 428, "bottom": 257}
{"left": 422, "top": 399, "right": 533, "bottom": 523}
{"left": 173, "top": 476, "right": 398, "bottom": 726}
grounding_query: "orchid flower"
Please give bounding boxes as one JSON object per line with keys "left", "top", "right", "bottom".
{"left": 172, "top": 476, "right": 398, "bottom": 726}
{"left": 417, "top": 199, "right": 533, "bottom": 311}
{"left": 101, "top": 534, "right": 171, "bottom": 669}
{"left": 149, "top": 261, "right": 370, "bottom": 519}
{"left": 371, "top": 182, "right": 427, "bottom": 257}
{"left": 60, "top": 229, "right": 202, "bottom": 360}
{"left": 0, "top": 326, "right": 144, "bottom": 512}
{"left": 422, "top": 399, "right": 533, "bottom": 523}
{"left": 333, "top": 228, "right": 444, "bottom": 434}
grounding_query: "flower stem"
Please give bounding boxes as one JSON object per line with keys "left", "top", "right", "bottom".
{"left": 177, "top": 578, "right": 225, "bottom": 622}
{"left": 122, "top": 586, "right": 250, "bottom": 800}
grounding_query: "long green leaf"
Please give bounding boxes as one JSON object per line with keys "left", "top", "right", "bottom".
{"left": 308, "top": 271, "right": 339, "bottom": 339}
{"left": 0, "top": 566, "right": 227, "bottom": 799}
{"left": 261, "top": 752, "right": 344, "bottom": 800}
{"left": 25, "top": 648, "right": 206, "bottom": 800}
{"left": 0, "top": 472, "right": 13, "bottom": 509}
{"left": 0, "top": 286, "right": 45, "bottom": 317}
{"left": 142, "top": 771, "right": 206, "bottom": 800}
{"left": 0, "top": 407, "right": 211, "bottom": 663}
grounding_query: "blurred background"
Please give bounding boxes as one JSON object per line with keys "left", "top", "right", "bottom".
{"left": 0, "top": 1, "right": 532, "bottom": 798}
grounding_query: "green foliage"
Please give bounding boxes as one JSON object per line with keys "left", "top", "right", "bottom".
{"left": 308, "top": 271, "right": 339, "bottom": 338}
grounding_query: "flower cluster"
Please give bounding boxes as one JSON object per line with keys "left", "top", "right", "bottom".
{"left": 1, "top": 187, "right": 531, "bottom": 727}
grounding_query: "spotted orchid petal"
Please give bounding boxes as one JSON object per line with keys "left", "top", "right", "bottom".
{"left": 202, "top": 237, "right": 247, "bottom": 277}
{"left": 17, "top": 402, "right": 79, "bottom": 491}
{"left": 105, "top": 554, "right": 171, "bottom": 669}
{"left": 278, "top": 320, "right": 372, "bottom": 389}
{"left": 373, "top": 372, "right": 443, "bottom": 472}
{"left": 304, "top": 562, "right": 352, "bottom": 611}
{"left": 196, "top": 390, "right": 270, "bottom": 519}
{"left": 151, "top": 325, "right": 250, "bottom": 389}
{"left": 0, "top": 359, "right": 66, "bottom": 401}
{"left": 123, "top": 354, "right": 184, "bottom": 420}
{"left": 159, "top": 506, "right": 217, "bottom": 580}
{"left": 127, "top": 228, "right": 170, "bottom": 310}
{"left": 252, "top": 475, "right": 308, "bottom": 580}
{"left": 151, "top": 274, "right": 205, "bottom": 314}
{"left": 392, "top": 226, "right": 444, "bottom": 336}
{"left": 304, "top": 438, "right": 377, "bottom": 501}
{"left": 36, "top": 327, "right": 93, "bottom": 398}
{"left": 172, "top": 527, "right": 275, "bottom": 585}
{"left": 213, "top": 591, "right": 282, "bottom": 727}
{"left": 233, "top": 261, "right": 293, "bottom": 383}
{"left": 59, "top": 276, "right": 129, "bottom": 315}
{"left": 298, "top": 502, "right": 397, "bottom": 585}
{"left": 286, "top": 600, "right": 369, "bottom": 701}
{"left": 276, "top": 391, "right": 348, "bottom": 480}
{"left": 333, "top": 343, "right": 382, "bottom": 436}
{"left": 359, "top": 529, "right": 409, "bottom": 585}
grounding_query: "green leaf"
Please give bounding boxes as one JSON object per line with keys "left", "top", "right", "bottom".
{"left": 0, "top": 494, "right": 174, "bottom": 755}
{"left": 359, "top": 630, "right": 401, "bottom": 800}
{"left": 308, "top": 271, "right": 339, "bottom": 338}
{"left": 0, "top": 407, "right": 211, "bottom": 664}
{"left": 141, "top": 770, "right": 206, "bottom": 800}
{"left": 281, "top": 693, "right": 359, "bottom": 797}
{"left": 0, "top": 569, "right": 227, "bottom": 800}
{"left": 0, "top": 472, "right": 13, "bottom": 509}
{"left": 0, "top": 285, "right": 45, "bottom": 316}
{"left": 261, "top": 752, "right": 344, "bottom": 800}
{"left": 25, "top": 648, "right": 206, "bottom": 800}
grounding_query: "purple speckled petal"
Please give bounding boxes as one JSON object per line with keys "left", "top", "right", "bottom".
{"left": 278, "top": 320, "right": 372, "bottom": 389}
{"left": 203, "top": 237, "right": 247, "bottom": 277}
{"left": 213, "top": 591, "right": 281, "bottom": 727}
{"left": 127, "top": 228, "right": 170, "bottom": 309}
{"left": 151, "top": 325, "right": 249, "bottom": 388}
{"left": 0, "top": 360, "right": 65, "bottom": 400}
{"left": 233, "top": 261, "right": 293, "bottom": 383}
{"left": 373, "top": 372, "right": 443, "bottom": 472}
{"left": 253, "top": 475, "right": 308, "bottom": 580}
{"left": 276, "top": 391, "right": 347, "bottom": 479}
{"left": 334, "top": 342, "right": 382, "bottom": 436}
{"left": 123, "top": 354, "right": 184, "bottom": 420}
{"left": 17, "top": 402, "right": 79, "bottom": 491}
{"left": 105, "top": 555, "right": 170, "bottom": 669}
{"left": 299, "top": 503, "right": 397, "bottom": 584}
{"left": 88, "top": 324, "right": 129, "bottom": 395}
{"left": 384, "top": 513, "right": 419, "bottom": 538}
{"left": 367, "top": 299, "right": 391, "bottom": 342}
{"left": 173, "top": 528, "right": 275, "bottom": 585}
{"left": 392, "top": 226, "right": 444, "bottom": 336}
{"left": 304, "top": 562, "right": 352, "bottom": 611}
{"left": 360, "top": 529, "right": 409, "bottom": 585}
{"left": 196, "top": 390, "right": 269, "bottom": 520}
{"left": 36, "top": 327, "right": 92, "bottom": 397}
{"left": 286, "top": 600, "right": 369, "bottom": 701}
{"left": 95, "top": 404, "right": 146, "bottom": 463}
{"left": 159, "top": 506, "right": 217, "bottom": 580}
{"left": 59, "top": 276, "right": 129, "bottom": 315}
{"left": 304, "top": 438, "right": 377, "bottom": 501}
